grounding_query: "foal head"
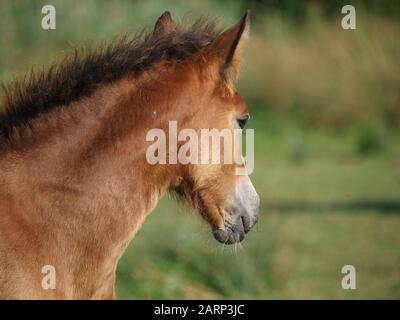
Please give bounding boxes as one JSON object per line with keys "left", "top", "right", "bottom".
{"left": 154, "top": 12, "right": 260, "bottom": 244}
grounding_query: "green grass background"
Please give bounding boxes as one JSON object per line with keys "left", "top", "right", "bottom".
{"left": 0, "top": 0, "right": 399, "bottom": 299}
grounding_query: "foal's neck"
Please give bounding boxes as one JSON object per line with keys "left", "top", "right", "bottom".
{"left": 1, "top": 74, "right": 187, "bottom": 298}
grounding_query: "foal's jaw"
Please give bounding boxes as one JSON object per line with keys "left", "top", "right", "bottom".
{"left": 212, "top": 176, "right": 260, "bottom": 244}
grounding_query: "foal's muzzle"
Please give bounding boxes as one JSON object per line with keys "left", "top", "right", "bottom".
{"left": 212, "top": 178, "right": 260, "bottom": 244}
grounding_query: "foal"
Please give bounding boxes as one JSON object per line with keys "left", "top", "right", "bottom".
{"left": 0, "top": 11, "right": 259, "bottom": 299}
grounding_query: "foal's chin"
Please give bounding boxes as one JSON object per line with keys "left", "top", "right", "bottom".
{"left": 212, "top": 225, "right": 246, "bottom": 245}
{"left": 211, "top": 208, "right": 257, "bottom": 245}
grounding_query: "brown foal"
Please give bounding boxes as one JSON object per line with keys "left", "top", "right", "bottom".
{"left": 0, "top": 11, "right": 259, "bottom": 299}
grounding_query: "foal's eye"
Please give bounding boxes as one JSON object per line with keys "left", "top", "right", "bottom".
{"left": 237, "top": 114, "right": 250, "bottom": 129}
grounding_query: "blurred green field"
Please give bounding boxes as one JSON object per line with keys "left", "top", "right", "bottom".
{"left": 0, "top": 0, "right": 399, "bottom": 299}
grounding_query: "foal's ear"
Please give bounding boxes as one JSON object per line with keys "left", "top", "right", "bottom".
{"left": 206, "top": 11, "right": 250, "bottom": 87}
{"left": 152, "top": 11, "right": 177, "bottom": 37}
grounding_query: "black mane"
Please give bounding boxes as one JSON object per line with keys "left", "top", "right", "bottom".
{"left": 0, "top": 18, "right": 220, "bottom": 141}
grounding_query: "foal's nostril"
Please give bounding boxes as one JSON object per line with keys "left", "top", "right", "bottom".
{"left": 241, "top": 214, "right": 251, "bottom": 233}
